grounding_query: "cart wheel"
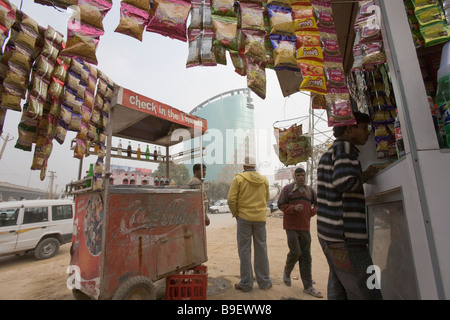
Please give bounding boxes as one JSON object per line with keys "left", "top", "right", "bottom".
{"left": 113, "top": 276, "right": 156, "bottom": 300}
{"left": 72, "top": 289, "right": 92, "bottom": 300}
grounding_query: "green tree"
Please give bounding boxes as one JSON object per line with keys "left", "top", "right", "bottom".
{"left": 208, "top": 181, "right": 231, "bottom": 202}
{"left": 153, "top": 162, "right": 190, "bottom": 185}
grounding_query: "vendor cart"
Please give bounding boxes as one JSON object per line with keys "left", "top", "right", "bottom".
{"left": 67, "top": 87, "right": 208, "bottom": 300}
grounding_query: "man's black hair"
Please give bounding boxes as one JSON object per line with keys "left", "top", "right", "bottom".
{"left": 333, "top": 111, "right": 371, "bottom": 138}
{"left": 193, "top": 163, "right": 206, "bottom": 173}
{"left": 295, "top": 167, "right": 305, "bottom": 173}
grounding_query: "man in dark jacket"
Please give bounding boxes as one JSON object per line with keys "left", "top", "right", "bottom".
{"left": 278, "top": 167, "right": 322, "bottom": 298}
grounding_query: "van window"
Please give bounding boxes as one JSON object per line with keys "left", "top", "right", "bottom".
{"left": 23, "top": 207, "right": 48, "bottom": 224}
{"left": 52, "top": 205, "right": 73, "bottom": 221}
{"left": 0, "top": 208, "right": 19, "bottom": 227}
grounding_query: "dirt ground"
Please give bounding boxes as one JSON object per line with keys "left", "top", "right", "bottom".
{"left": 0, "top": 211, "right": 329, "bottom": 300}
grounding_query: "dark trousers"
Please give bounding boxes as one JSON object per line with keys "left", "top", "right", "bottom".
{"left": 318, "top": 238, "right": 383, "bottom": 300}
{"left": 285, "top": 230, "right": 313, "bottom": 289}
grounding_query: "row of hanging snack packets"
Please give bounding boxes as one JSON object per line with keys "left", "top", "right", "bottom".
{"left": 239, "top": 1, "right": 266, "bottom": 100}
{"left": 352, "top": 0, "right": 386, "bottom": 70}
{"left": 60, "top": 0, "right": 112, "bottom": 65}
{"left": 268, "top": 2, "right": 298, "bottom": 72}
{"left": 186, "top": 0, "right": 217, "bottom": 68}
{"left": 293, "top": 1, "right": 327, "bottom": 95}
{"left": 311, "top": 0, "right": 355, "bottom": 127}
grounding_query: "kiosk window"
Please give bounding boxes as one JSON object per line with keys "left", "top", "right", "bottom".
{"left": 368, "top": 199, "right": 419, "bottom": 300}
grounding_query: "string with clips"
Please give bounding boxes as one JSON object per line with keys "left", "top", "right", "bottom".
{"left": 273, "top": 115, "right": 309, "bottom": 137}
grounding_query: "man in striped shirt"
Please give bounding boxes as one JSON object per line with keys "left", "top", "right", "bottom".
{"left": 317, "top": 112, "right": 382, "bottom": 300}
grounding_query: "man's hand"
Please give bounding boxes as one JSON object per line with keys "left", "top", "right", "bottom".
{"left": 294, "top": 204, "right": 304, "bottom": 212}
{"left": 362, "top": 165, "right": 380, "bottom": 182}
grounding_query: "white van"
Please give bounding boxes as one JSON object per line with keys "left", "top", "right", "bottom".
{"left": 0, "top": 199, "right": 74, "bottom": 259}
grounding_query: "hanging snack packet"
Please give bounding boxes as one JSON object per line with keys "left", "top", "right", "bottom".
{"left": 189, "top": 0, "right": 202, "bottom": 30}
{"left": 186, "top": 29, "right": 201, "bottom": 68}
{"left": 311, "top": 92, "right": 327, "bottom": 109}
{"left": 26, "top": 92, "right": 45, "bottom": 120}
{"left": 60, "top": 4, "right": 105, "bottom": 65}
{"left": 242, "top": 29, "right": 266, "bottom": 62}
{"left": 296, "top": 30, "right": 321, "bottom": 47}
{"left": 229, "top": 51, "right": 246, "bottom": 76}
{"left": 61, "top": 30, "right": 100, "bottom": 65}
{"left": 361, "top": 40, "right": 386, "bottom": 67}
{"left": 15, "top": 116, "right": 38, "bottom": 151}
{"left": 292, "top": 3, "right": 318, "bottom": 32}
{"left": 325, "top": 64, "right": 347, "bottom": 93}
{"left": 326, "top": 94, "right": 356, "bottom": 127}
{"left": 239, "top": 2, "right": 265, "bottom": 32}
{"left": 211, "top": 0, "right": 236, "bottom": 17}
{"left": 267, "top": 4, "right": 294, "bottom": 35}
{"left": 212, "top": 14, "right": 239, "bottom": 51}
{"left": 299, "top": 63, "right": 327, "bottom": 94}
{"left": 54, "top": 123, "right": 67, "bottom": 144}
{"left": 270, "top": 33, "right": 299, "bottom": 71}
{"left": 146, "top": 0, "right": 191, "bottom": 42}
{"left": 79, "top": 0, "right": 113, "bottom": 17}
{"left": 285, "top": 134, "right": 312, "bottom": 165}
{"left": 246, "top": 56, "right": 266, "bottom": 99}
{"left": 115, "top": 2, "right": 150, "bottom": 41}
{"left": 200, "top": 29, "right": 217, "bottom": 66}
{"left": 296, "top": 45, "right": 324, "bottom": 63}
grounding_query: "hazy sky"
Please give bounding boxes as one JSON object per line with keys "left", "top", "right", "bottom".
{"left": 0, "top": 0, "right": 323, "bottom": 193}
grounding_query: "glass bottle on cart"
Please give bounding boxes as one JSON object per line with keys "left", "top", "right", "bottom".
{"left": 137, "top": 144, "right": 141, "bottom": 159}
{"left": 154, "top": 176, "right": 159, "bottom": 186}
{"left": 127, "top": 141, "right": 132, "bottom": 157}
{"left": 153, "top": 147, "right": 157, "bottom": 160}
{"left": 145, "top": 145, "right": 150, "bottom": 159}
{"left": 86, "top": 164, "right": 94, "bottom": 187}
{"left": 117, "top": 139, "right": 123, "bottom": 156}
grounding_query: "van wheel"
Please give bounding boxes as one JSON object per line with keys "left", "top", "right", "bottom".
{"left": 112, "top": 276, "right": 155, "bottom": 300}
{"left": 34, "top": 237, "right": 60, "bottom": 260}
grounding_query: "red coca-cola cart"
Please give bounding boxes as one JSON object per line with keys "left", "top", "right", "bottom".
{"left": 67, "top": 87, "right": 208, "bottom": 300}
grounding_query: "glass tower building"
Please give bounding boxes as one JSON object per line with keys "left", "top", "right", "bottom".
{"left": 185, "top": 88, "right": 255, "bottom": 183}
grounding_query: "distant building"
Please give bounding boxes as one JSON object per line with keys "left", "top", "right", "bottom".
{"left": 186, "top": 88, "right": 255, "bottom": 183}
{"left": 0, "top": 182, "right": 48, "bottom": 202}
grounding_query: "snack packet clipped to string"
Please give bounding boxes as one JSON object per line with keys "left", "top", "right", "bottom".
{"left": 115, "top": 1, "right": 150, "bottom": 41}
{"left": 146, "top": 0, "right": 191, "bottom": 42}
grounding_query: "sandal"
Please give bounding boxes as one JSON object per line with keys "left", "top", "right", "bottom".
{"left": 303, "top": 287, "right": 323, "bottom": 298}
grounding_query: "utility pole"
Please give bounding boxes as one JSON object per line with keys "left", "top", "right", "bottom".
{"left": 0, "top": 133, "right": 14, "bottom": 161}
{"left": 48, "top": 170, "right": 56, "bottom": 199}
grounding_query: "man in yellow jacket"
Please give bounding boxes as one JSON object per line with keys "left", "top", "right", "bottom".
{"left": 227, "top": 155, "right": 272, "bottom": 292}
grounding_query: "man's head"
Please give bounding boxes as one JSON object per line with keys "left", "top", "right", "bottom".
{"left": 294, "top": 167, "right": 306, "bottom": 186}
{"left": 193, "top": 163, "right": 206, "bottom": 179}
{"left": 333, "top": 111, "right": 372, "bottom": 146}
{"left": 243, "top": 155, "right": 256, "bottom": 170}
